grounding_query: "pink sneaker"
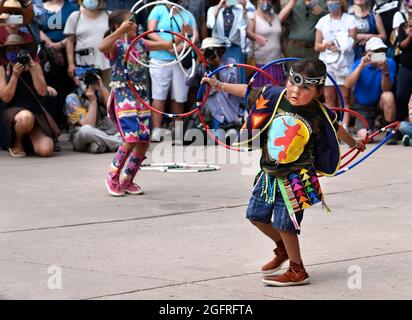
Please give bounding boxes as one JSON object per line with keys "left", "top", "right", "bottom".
{"left": 105, "top": 178, "right": 125, "bottom": 197}
{"left": 121, "top": 180, "right": 144, "bottom": 195}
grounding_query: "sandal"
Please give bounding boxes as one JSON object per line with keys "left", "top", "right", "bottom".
{"left": 9, "top": 148, "right": 27, "bottom": 158}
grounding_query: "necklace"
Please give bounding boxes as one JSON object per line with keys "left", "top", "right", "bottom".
{"left": 260, "top": 12, "right": 273, "bottom": 27}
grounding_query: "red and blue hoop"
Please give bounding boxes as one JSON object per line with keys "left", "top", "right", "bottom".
{"left": 124, "top": 29, "right": 210, "bottom": 119}
{"left": 196, "top": 63, "right": 279, "bottom": 151}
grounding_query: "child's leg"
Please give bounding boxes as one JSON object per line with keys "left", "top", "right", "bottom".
{"left": 250, "top": 220, "right": 282, "bottom": 243}
{"left": 278, "top": 230, "right": 302, "bottom": 264}
{"left": 262, "top": 229, "right": 309, "bottom": 286}
{"left": 121, "top": 142, "right": 149, "bottom": 195}
{"left": 105, "top": 142, "right": 134, "bottom": 196}
{"left": 251, "top": 221, "right": 289, "bottom": 274}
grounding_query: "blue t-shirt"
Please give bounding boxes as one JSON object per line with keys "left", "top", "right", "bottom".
{"left": 352, "top": 58, "right": 396, "bottom": 106}
{"left": 41, "top": 1, "right": 79, "bottom": 42}
{"left": 148, "top": 4, "right": 195, "bottom": 61}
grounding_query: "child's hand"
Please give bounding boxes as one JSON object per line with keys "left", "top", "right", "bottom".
{"left": 353, "top": 138, "right": 366, "bottom": 151}
{"left": 118, "top": 20, "right": 134, "bottom": 34}
{"left": 181, "top": 24, "right": 193, "bottom": 36}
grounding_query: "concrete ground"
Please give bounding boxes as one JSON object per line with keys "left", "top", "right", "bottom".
{"left": 0, "top": 134, "right": 411, "bottom": 300}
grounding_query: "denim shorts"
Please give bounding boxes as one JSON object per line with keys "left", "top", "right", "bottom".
{"left": 246, "top": 176, "right": 304, "bottom": 234}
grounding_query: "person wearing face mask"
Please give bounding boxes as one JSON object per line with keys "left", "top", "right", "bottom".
{"left": 0, "top": 34, "right": 54, "bottom": 157}
{"left": 348, "top": 0, "right": 386, "bottom": 59}
{"left": 184, "top": 37, "right": 243, "bottom": 142}
{"left": 278, "top": 0, "right": 327, "bottom": 60}
{"left": 315, "top": 0, "right": 357, "bottom": 129}
{"left": 247, "top": 0, "right": 286, "bottom": 86}
{"left": 63, "top": 0, "right": 110, "bottom": 87}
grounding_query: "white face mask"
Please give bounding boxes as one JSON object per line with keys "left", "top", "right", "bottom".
{"left": 82, "top": 0, "right": 99, "bottom": 10}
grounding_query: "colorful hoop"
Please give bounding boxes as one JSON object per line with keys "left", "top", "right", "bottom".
{"left": 124, "top": 29, "right": 210, "bottom": 119}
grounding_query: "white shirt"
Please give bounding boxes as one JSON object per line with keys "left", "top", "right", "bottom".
{"left": 64, "top": 10, "right": 110, "bottom": 70}
{"left": 316, "top": 13, "right": 356, "bottom": 74}
{"left": 207, "top": 4, "right": 248, "bottom": 49}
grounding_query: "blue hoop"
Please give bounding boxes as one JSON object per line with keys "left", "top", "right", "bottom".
{"left": 247, "top": 57, "right": 345, "bottom": 123}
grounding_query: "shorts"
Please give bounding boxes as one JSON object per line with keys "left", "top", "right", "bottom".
{"left": 325, "top": 67, "right": 347, "bottom": 86}
{"left": 246, "top": 175, "right": 304, "bottom": 234}
{"left": 351, "top": 101, "right": 379, "bottom": 132}
{"left": 149, "top": 58, "right": 189, "bottom": 103}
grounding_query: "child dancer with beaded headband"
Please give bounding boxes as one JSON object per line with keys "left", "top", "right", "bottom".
{"left": 99, "top": 10, "right": 191, "bottom": 196}
{"left": 202, "top": 59, "right": 366, "bottom": 286}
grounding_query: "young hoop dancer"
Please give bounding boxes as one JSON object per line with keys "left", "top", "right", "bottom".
{"left": 99, "top": 10, "right": 191, "bottom": 196}
{"left": 202, "top": 59, "right": 365, "bottom": 286}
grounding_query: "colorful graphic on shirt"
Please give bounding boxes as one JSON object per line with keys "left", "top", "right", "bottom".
{"left": 267, "top": 115, "right": 310, "bottom": 164}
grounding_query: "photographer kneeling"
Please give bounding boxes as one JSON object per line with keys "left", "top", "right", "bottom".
{"left": 185, "top": 37, "right": 243, "bottom": 142}
{"left": 64, "top": 66, "right": 122, "bottom": 153}
{"left": 0, "top": 34, "right": 53, "bottom": 157}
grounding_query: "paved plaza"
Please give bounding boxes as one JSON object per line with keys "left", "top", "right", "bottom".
{"left": 0, "top": 134, "right": 411, "bottom": 300}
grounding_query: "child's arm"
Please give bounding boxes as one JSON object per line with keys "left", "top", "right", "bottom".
{"left": 337, "top": 125, "right": 366, "bottom": 151}
{"left": 99, "top": 21, "right": 134, "bottom": 54}
{"left": 145, "top": 25, "right": 193, "bottom": 51}
{"left": 200, "top": 77, "right": 248, "bottom": 97}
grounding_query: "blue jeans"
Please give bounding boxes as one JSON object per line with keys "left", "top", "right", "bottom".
{"left": 400, "top": 121, "right": 412, "bottom": 137}
{"left": 223, "top": 44, "right": 246, "bottom": 84}
{"left": 246, "top": 174, "right": 304, "bottom": 234}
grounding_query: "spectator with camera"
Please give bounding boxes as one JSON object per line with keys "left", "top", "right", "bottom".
{"left": 0, "top": 34, "right": 54, "bottom": 157}
{"left": 185, "top": 37, "right": 242, "bottom": 142}
{"left": 64, "top": 66, "right": 122, "bottom": 153}
{"left": 345, "top": 37, "right": 397, "bottom": 144}
{"left": 63, "top": 0, "right": 110, "bottom": 86}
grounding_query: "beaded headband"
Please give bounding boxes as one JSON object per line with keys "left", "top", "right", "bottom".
{"left": 289, "top": 68, "right": 326, "bottom": 86}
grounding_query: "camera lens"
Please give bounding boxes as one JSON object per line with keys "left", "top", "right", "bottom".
{"left": 16, "top": 50, "right": 30, "bottom": 65}
{"left": 84, "top": 73, "right": 99, "bottom": 86}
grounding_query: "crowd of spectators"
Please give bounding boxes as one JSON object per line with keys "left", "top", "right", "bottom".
{"left": 1, "top": 0, "right": 412, "bottom": 157}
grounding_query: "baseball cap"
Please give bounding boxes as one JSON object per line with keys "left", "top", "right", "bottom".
{"left": 365, "top": 37, "right": 388, "bottom": 52}
{"left": 201, "top": 37, "right": 225, "bottom": 50}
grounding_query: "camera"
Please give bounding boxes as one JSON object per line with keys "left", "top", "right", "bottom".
{"left": 204, "top": 47, "right": 217, "bottom": 60}
{"left": 16, "top": 50, "right": 31, "bottom": 65}
{"left": 75, "top": 65, "right": 102, "bottom": 86}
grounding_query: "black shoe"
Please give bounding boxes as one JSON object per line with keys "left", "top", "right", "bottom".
{"left": 53, "top": 139, "right": 61, "bottom": 152}
{"left": 385, "top": 131, "right": 398, "bottom": 145}
{"left": 402, "top": 135, "right": 411, "bottom": 146}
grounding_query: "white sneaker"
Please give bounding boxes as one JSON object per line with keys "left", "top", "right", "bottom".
{"left": 151, "top": 128, "right": 172, "bottom": 142}
{"left": 151, "top": 128, "right": 162, "bottom": 142}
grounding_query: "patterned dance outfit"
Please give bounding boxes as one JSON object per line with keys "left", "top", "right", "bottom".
{"left": 106, "top": 39, "right": 151, "bottom": 195}
{"left": 238, "top": 85, "right": 341, "bottom": 234}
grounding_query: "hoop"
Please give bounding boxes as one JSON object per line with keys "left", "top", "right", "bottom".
{"left": 195, "top": 63, "right": 279, "bottom": 152}
{"left": 141, "top": 162, "right": 220, "bottom": 173}
{"left": 129, "top": 0, "right": 197, "bottom": 69}
{"left": 248, "top": 57, "right": 346, "bottom": 123}
{"left": 169, "top": 5, "right": 196, "bottom": 78}
{"left": 330, "top": 107, "right": 370, "bottom": 170}
{"left": 334, "top": 122, "right": 400, "bottom": 176}
{"left": 124, "top": 30, "right": 210, "bottom": 119}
